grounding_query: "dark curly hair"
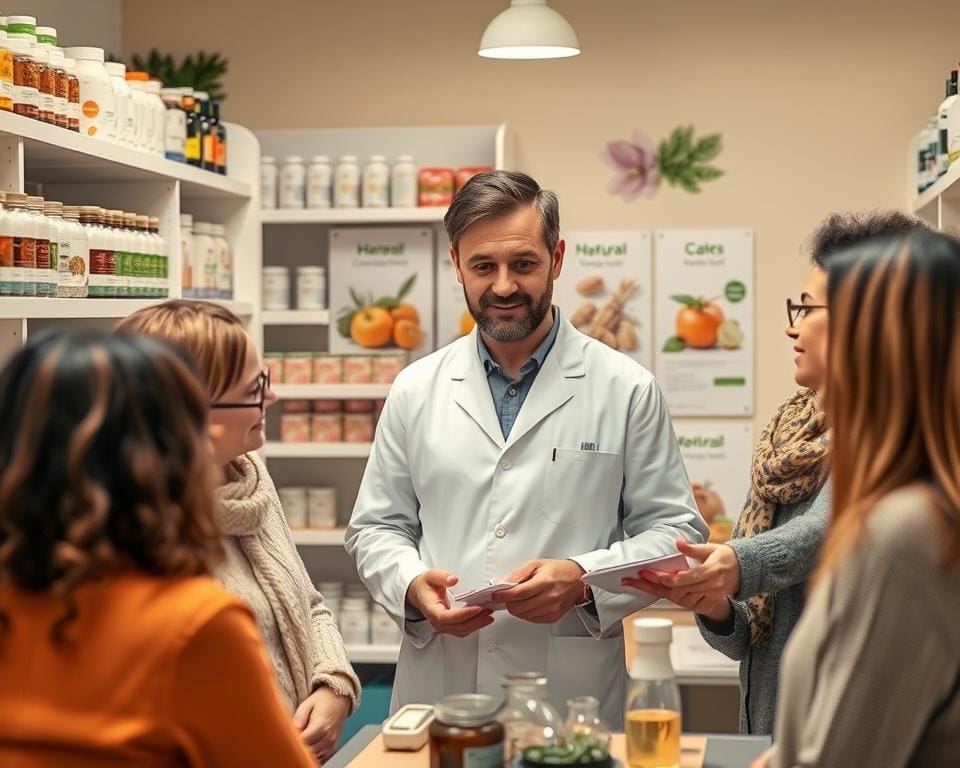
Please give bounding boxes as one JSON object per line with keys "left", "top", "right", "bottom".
{"left": 806, "top": 210, "right": 928, "bottom": 268}
{"left": 0, "top": 330, "right": 223, "bottom": 643}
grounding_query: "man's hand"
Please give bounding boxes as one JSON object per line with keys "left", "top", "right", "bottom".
{"left": 493, "top": 559, "right": 586, "bottom": 624}
{"left": 406, "top": 569, "right": 494, "bottom": 638}
{"left": 293, "top": 686, "right": 352, "bottom": 764}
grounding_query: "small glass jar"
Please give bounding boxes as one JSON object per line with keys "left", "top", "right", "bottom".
{"left": 497, "top": 674, "right": 562, "bottom": 766}
{"left": 64, "top": 56, "right": 79, "bottom": 132}
{"left": 312, "top": 354, "right": 342, "bottom": 384}
{"left": 9, "top": 36, "right": 39, "bottom": 120}
{"left": 430, "top": 694, "right": 504, "bottom": 768}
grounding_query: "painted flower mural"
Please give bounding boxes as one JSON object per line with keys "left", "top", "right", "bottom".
{"left": 603, "top": 125, "right": 724, "bottom": 200}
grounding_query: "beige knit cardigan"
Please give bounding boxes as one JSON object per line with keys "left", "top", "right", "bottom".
{"left": 216, "top": 452, "right": 360, "bottom": 711}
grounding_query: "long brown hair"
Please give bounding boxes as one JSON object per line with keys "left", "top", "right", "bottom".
{"left": 116, "top": 299, "right": 249, "bottom": 400}
{"left": 0, "top": 331, "right": 223, "bottom": 642}
{"left": 818, "top": 230, "right": 960, "bottom": 577}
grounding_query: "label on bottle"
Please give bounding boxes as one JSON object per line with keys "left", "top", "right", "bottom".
{"left": 88, "top": 249, "right": 112, "bottom": 297}
{"left": 202, "top": 133, "right": 216, "bottom": 167}
{"left": 13, "top": 84, "right": 39, "bottom": 109}
{"left": 78, "top": 75, "right": 116, "bottom": 139}
{"left": 165, "top": 109, "right": 186, "bottom": 156}
{"left": 0, "top": 235, "right": 15, "bottom": 293}
{"left": 215, "top": 133, "right": 226, "bottom": 171}
{"left": 462, "top": 742, "right": 503, "bottom": 768}
{"left": 39, "top": 92, "right": 56, "bottom": 120}
{"left": 0, "top": 52, "right": 13, "bottom": 111}
{"left": 14, "top": 237, "right": 36, "bottom": 296}
{"left": 185, "top": 135, "right": 201, "bottom": 162}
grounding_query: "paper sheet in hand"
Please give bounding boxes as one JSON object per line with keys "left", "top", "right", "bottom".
{"left": 581, "top": 553, "right": 697, "bottom": 594}
{"left": 451, "top": 581, "right": 517, "bottom": 609}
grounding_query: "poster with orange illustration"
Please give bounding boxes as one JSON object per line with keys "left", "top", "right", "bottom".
{"left": 329, "top": 227, "right": 435, "bottom": 360}
{"left": 654, "top": 229, "right": 754, "bottom": 416}
{"left": 435, "top": 232, "right": 477, "bottom": 348}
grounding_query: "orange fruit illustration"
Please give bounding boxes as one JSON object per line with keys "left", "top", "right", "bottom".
{"left": 390, "top": 303, "right": 420, "bottom": 324}
{"left": 676, "top": 301, "right": 724, "bottom": 349}
{"left": 350, "top": 307, "right": 394, "bottom": 348}
{"left": 393, "top": 319, "right": 424, "bottom": 350}
{"left": 460, "top": 310, "right": 475, "bottom": 335}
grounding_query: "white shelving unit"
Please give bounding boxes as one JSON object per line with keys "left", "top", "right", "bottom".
{"left": 292, "top": 528, "right": 346, "bottom": 546}
{"left": 0, "top": 111, "right": 261, "bottom": 359}
{"left": 344, "top": 644, "right": 401, "bottom": 664}
{"left": 262, "top": 309, "right": 330, "bottom": 326}
{"left": 262, "top": 207, "right": 446, "bottom": 225}
{"left": 261, "top": 441, "right": 372, "bottom": 459}
{"left": 273, "top": 383, "right": 390, "bottom": 399}
{"left": 911, "top": 157, "right": 960, "bottom": 229}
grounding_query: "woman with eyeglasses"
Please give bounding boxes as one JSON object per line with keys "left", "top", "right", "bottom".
{"left": 623, "top": 211, "right": 926, "bottom": 734}
{"left": 117, "top": 301, "right": 359, "bottom": 764}
{"left": 0, "top": 330, "right": 315, "bottom": 766}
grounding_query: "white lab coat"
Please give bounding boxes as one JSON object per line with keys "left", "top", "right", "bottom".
{"left": 345, "top": 309, "right": 706, "bottom": 725}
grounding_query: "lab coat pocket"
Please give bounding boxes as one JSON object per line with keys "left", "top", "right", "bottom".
{"left": 543, "top": 448, "right": 622, "bottom": 529}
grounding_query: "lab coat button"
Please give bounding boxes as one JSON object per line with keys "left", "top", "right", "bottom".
{"left": 486, "top": 639, "right": 497, "bottom": 652}
{"left": 495, "top": 525, "right": 506, "bottom": 538}
{"left": 501, "top": 460, "right": 512, "bottom": 470}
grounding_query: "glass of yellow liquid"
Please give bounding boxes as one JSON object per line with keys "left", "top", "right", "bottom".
{"left": 626, "top": 619, "right": 682, "bottom": 768}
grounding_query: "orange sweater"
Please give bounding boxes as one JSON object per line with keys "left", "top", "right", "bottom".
{"left": 0, "top": 570, "right": 315, "bottom": 768}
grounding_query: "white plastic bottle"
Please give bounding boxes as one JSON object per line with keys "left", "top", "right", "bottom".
{"left": 150, "top": 216, "right": 167, "bottom": 297}
{"left": 306, "top": 155, "right": 333, "bottom": 208}
{"left": 362, "top": 155, "right": 390, "bottom": 208}
{"left": 59, "top": 205, "right": 88, "bottom": 298}
{"left": 104, "top": 62, "right": 134, "bottom": 146}
{"left": 334, "top": 155, "right": 360, "bottom": 208}
{"left": 125, "top": 76, "right": 151, "bottom": 150}
{"left": 43, "top": 200, "right": 67, "bottom": 297}
{"left": 193, "top": 222, "right": 217, "bottom": 299}
{"left": 261, "top": 156, "right": 278, "bottom": 209}
{"left": 144, "top": 79, "right": 165, "bottom": 156}
{"left": 391, "top": 155, "right": 418, "bottom": 208}
{"left": 161, "top": 88, "right": 186, "bottom": 161}
{"left": 180, "top": 213, "right": 195, "bottom": 297}
{"left": 279, "top": 156, "right": 305, "bottom": 209}
{"left": 62, "top": 47, "right": 116, "bottom": 141}
{"left": 211, "top": 223, "right": 233, "bottom": 299}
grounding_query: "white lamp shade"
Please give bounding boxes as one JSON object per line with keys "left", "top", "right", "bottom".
{"left": 479, "top": 0, "right": 581, "bottom": 60}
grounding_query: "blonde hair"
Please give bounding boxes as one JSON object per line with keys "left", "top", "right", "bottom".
{"left": 818, "top": 230, "right": 960, "bottom": 578}
{"left": 116, "top": 300, "right": 248, "bottom": 401}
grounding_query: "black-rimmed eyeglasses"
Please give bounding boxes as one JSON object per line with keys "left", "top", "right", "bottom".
{"left": 211, "top": 369, "right": 271, "bottom": 410}
{"left": 786, "top": 299, "right": 828, "bottom": 328}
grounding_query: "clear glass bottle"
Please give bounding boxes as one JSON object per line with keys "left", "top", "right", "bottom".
{"left": 59, "top": 205, "right": 88, "bottom": 298}
{"left": 47, "top": 47, "right": 67, "bottom": 129}
{"left": 103, "top": 209, "right": 123, "bottom": 298}
{"left": 496, "top": 673, "right": 563, "bottom": 766}
{"left": 25, "top": 195, "right": 49, "bottom": 297}
{"left": 564, "top": 696, "right": 612, "bottom": 756}
{"left": 625, "top": 618, "right": 682, "bottom": 768}
{"left": 80, "top": 206, "right": 110, "bottom": 298}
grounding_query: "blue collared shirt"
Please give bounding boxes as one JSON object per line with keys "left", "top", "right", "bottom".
{"left": 477, "top": 308, "right": 559, "bottom": 439}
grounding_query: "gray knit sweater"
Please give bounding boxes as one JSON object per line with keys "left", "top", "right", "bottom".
{"left": 695, "top": 480, "right": 832, "bottom": 734}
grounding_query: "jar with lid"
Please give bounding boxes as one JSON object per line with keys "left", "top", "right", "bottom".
{"left": 334, "top": 155, "right": 360, "bottom": 208}
{"left": 25, "top": 196, "right": 50, "bottom": 297}
{"left": 80, "top": 207, "right": 112, "bottom": 298}
{"left": 144, "top": 80, "right": 165, "bottom": 156}
{"left": 160, "top": 88, "right": 186, "bottom": 161}
{"left": 42, "top": 200, "right": 66, "bottom": 298}
{"left": 180, "top": 213, "right": 195, "bottom": 297}
{"left": 0, "top": 33, "right": 14, "bottom": 112}
{"left": 6, "top": 16, "right": 37, "bottom": 41}
{"left": 338, "top": 597, "right": 370, "bottom": 645}
{"left": 58, "top": 205, "right": 88, "bottom": 298}
{"left": 626, "top": 618, "right": 682, "bottom": 768}
{"left": 47, "top": 47, "right": 67, "bottom": 128}
{"left": 34, "top": 44, "right": 55, "bottom": 125}
{"left": 362, "top": 155, "right": 389, "bottom": 208}
{"left": 35, "top": 26, "right": 56, "bottom": 47}
{"left": 62, "top": 47, "right": 115, "bottom": 140}
{"left": 307, "top": 487, "right": 337, "bottom": 529}
{"left": 9, "top": 37, "right": 39, "bottom": 120}
{"left": 278, "top": 487, "right": 308, "bottom": 529}
{"left": 496, "top": 674, "right": 563, "bottom": 765}
{"left": 2, "top": 192, "right": 33, "bottom": 296}
{"left": 279, "top": 156, "right": 306, "bottom": 209}
{"left": 431, "top": 694, "right": 504, "bottom": 768}
{"left": 104, "top": 62, "right": 134, "bottom": 145}
{"left": 192, "top": 222, "right": 217, "bottom": 299}
{"left": 262, "top": 265, "right": 290, "bottom": 310}
{"left": 306, "top": 155, "right": 332, "bottom": 208}
{"left": 211, "top": 223, "right": 232, "bottom": 299}
{"left": 391, "top": 155, "right": 418, "bottom": 208}
{"left": 261, "top": 156, "right": 278, "bottom": 209}
{"left": 124, "top": 71, "right": 151, "bottom": 149}
{"left": 63, "top": 56, "right": 79, "bottom": 132}
{"left": 296, "top": 265, "right": 326, "bottom": 310}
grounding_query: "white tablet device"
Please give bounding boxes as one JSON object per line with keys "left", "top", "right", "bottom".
{"left": 581, "top": 552, "right": 698, "bottom": 594}
{"left": 382, "top": 703, "right": 435, "bottom": 750}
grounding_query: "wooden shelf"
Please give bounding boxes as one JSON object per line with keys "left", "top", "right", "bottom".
{"left": 261, "top": 442, "right": 372, "bottom": 459}
{"left": 273, "top": 384, "right": 390, "bottom": 399}
{"left": 261, "top": 309, "right": 330, "bottom": 326}
{"left": 0, "top": 111, "right": 251, "bottom": 199}
{"left": 261, "top": 207, "right": 446, "bottom": 225}
{"left": 292, "top": 528, "right": 346, "bottom": 545}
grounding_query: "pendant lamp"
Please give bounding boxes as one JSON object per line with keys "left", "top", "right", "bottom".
{"left": 478, "top": 0, "right": 581, "bottom": 60}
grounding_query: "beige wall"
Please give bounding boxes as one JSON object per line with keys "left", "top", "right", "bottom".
{"left": 124, "top": 0, "right": 960, "bottom": 427}
{"left": 17, "top": 0, "right": 122, "bottom": 52}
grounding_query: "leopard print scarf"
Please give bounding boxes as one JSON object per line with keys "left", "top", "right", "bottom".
{"left": 736, "top": 388, "right": 828, "bottom": 644}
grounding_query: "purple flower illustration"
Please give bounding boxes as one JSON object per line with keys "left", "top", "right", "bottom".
{"left": 602, "top": 130, "right": 661, "bottom": 200}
